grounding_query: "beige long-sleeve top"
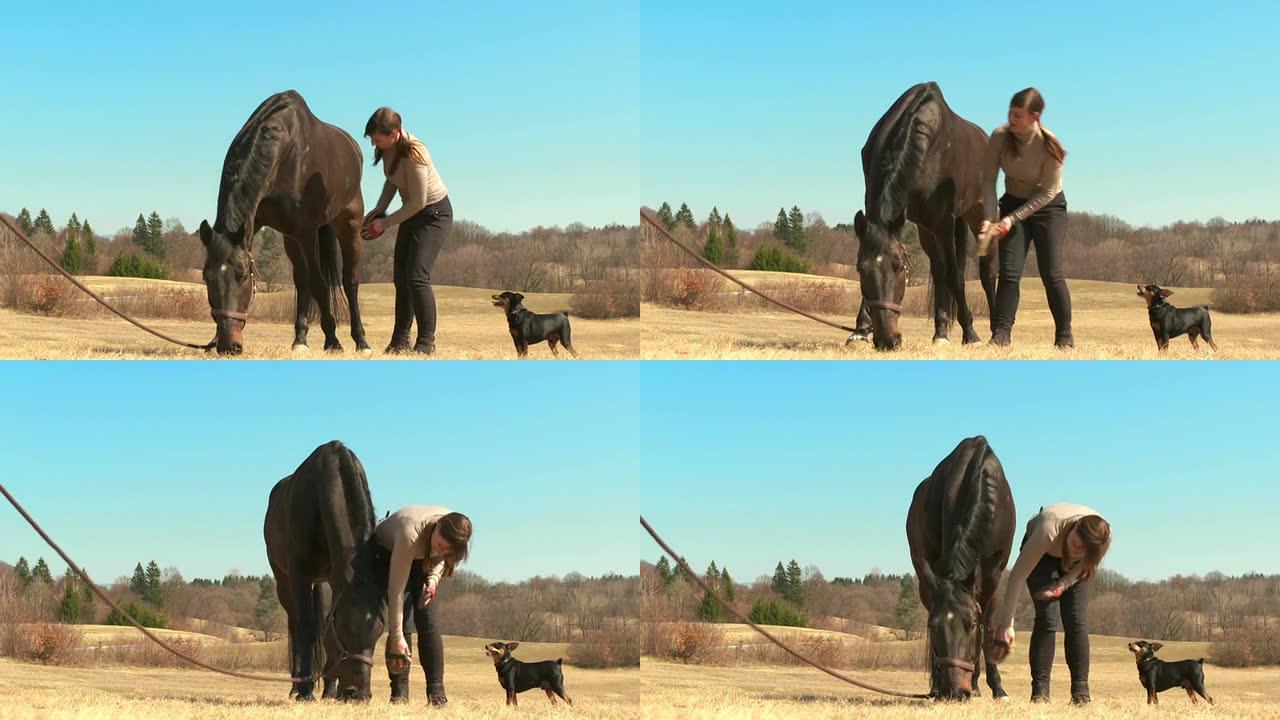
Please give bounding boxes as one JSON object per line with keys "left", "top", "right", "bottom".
{"left": 372, "top": 131, "right": 449, "bottom": 228}
{"left": 982, "top": 123, "right": 1064, "bottom": 226}
{"left": 994, "top": 502, "right": 1105, "bottom": 629}
{"left": 375, "top": 505, "right": 450, "bottom": 644}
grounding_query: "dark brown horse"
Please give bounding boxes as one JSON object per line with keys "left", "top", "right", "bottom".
{"left": 848, "top": 82, "right": 998, "bottom": 350}
{"left": 906, "top": 436, "right": 1015, "bottom": 700}
{"left": 265, "top": 441, "right": 386, "bottom": 701}
{"left": 200, "top": 90, "right": 369, "bottom": 354}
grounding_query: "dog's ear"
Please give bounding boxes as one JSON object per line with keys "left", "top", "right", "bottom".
{"left": 1150, "top": 642, "right": 1163, "bottom": 652}
{"left": 507, "top": 641, "right": 520, "bottom": 652}
{"left": 1158, "top": 288, "right": 1173, "bottom": 298}
{"left": 512, "top": 293, "right": 524, "bottom": 304}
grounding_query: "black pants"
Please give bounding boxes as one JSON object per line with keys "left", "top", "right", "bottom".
{"left": 993, "top": 192, "right": 1072, "bottom": 341}
{"left": 1025, "top": 548, "right": 1090, "bottom": 697}
{"left": 401, "top": 559, "right": 445, "bottom": 687}
{"left": 392, "top": 195, "right": 453, "bottom": 347}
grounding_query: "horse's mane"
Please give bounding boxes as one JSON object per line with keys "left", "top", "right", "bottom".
{"left": 942, "top": 440, "right": 997, "bottom": 586}
{"left": 872, "top": 84, "right": 939, "bottom": 224}
{"left": 216, "top": 92, "right": 299, "bottom": 235}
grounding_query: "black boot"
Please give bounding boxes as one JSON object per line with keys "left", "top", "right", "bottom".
{"left": 427, "top": 681, "right": 448, "bottom": 707}
{"left": 389, "top": 671, "right": 410, "bottom": 704}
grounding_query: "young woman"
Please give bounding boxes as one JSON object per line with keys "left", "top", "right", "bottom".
{"left": 362, "top": 107, "right": 452, "bottom": 355}
{"left": 376, "top": 506, "right": 472, "bottom": 705}
{"left": 993, "top": 504, "right": 1111, "bottom": 704}
{"left": 978, "top": 87, "right": 1073, "bottom": 349}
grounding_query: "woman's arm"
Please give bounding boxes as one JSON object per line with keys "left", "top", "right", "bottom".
{"left": 385, "top": 533, "right": 415, "bottom": 644}
{"left": 982, "top": 130, "right": 1004, "bottom": 224}
{"left": 382, "top": 163, "right": 432, "bottom": 227}
{"left": 1003, "top": 153, "right": 1063, "bottom": 226}
{"left": 993, "top": 520, "right": 1053, "bottom": 630}
{"left": 372, "top": 180, "right": 397, "bottom": 216}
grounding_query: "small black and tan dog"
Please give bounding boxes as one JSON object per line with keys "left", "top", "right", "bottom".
{"left": 1137, "top": 283, "right": 1218, "bottom": 351}
{"left": 483, "top": 641, "right": 573, "bottom": 707}
{"left": 1127, "top": 640, "right": 1214, "bottom": 705}
{"left": 491, "top": 291, "right": 577, "bottom": 358}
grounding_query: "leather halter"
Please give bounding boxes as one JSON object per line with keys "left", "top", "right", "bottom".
{"left": 323, "top": 586, "right": 376, "bottom": 668}
{"left": 210, "top": 249, "right": 257, "bottom": 324}
{"left": 935, "top": 656, "right": 976, "bottom": 673}
{"left": 865, "top": 299, "right": 904, "bottom": 314}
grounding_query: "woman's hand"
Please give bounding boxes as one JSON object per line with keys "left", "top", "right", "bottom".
{"left": 386, "top": 636, "right": 411, "bottom": 673}
{"left": 417, "top": 583, "right": 437, "bottom": 608}
{"left": 996, "top": 624, "right": 1015, "bottom": 650}
{"left": 361, "top": 218, "right": 386, "bottom": 241}
{"left": 363, "top": 209, "right": 382, "bottom": 226}
{"left": 1033, "top": 581, "right": 1066, "bottom": 602}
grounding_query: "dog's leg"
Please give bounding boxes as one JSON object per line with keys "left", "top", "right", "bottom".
{"left": 548, "top": 334, "right": 560, "bottom": 356}
{"left": 1185, "top": 684, "right": 1197, "bottom": 704}
{"left": 1189, "top": 328, "right": 1201, "bottom": 350}
{"left": 544, "top": 685, "right": 557, "bottom": 705}
{"left": 554, "top": 682, "right": 573, "bottom": 706}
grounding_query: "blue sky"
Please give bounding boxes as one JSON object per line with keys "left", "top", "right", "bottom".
{"left": 641, "top": 361, "right": 1279, "bottom": 583}
{"left": 0, "top": 362, "right": 639, "bottom": 583}
{"left": 1, "top": 1, "right": 637, "bottom": 235}
{"left": 641, "top": 1, "right": 1280, "bottom": 229}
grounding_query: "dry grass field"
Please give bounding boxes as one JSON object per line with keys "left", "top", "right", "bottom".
{"left": 0, "top": 277, "right": 638, "bottom": 360}
{"left": 0, "top": 631, "right": 637, "bottom": 719}
{"left": 641, "top": 631, "right": 1278, "bottom": 719}
{"left": 642, "top": 273, "right": 1280, "bottom": 359}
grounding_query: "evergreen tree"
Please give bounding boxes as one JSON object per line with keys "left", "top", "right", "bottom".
{"left": 14, "top": 557, "right": 31, "bottom": 586}
{"left": 722, "top": 214, "right": 738, "bottom": 249}
{"left": 697, "top": 561, "right": 723, "bottom": 622}
{"left": 145, "top": 560, "right": 163, "bottom": 607}
{"left": 131, "top": 214, "right": 149, "bottom": 247}
{"left": 787, "top": 206, "right": 807, "bottom": 253}
{"left": 81, "top": 220, "right": 96, "bottom": 259}
{"left": 31, "top": 557, "right": 54, "bottom": 584}
{"left": 255, "top": 228, "right": 285, "bottom": 291}
{"left": 66, "top": 213, "right": 81, "bottom": 235}
{"left": 720, "top": 567, "right": 735, "bottom": 602}
{"left": 894, "top": 576, "right": 920, "bottom": 639}
{"left": 771, "top": 562, "right": 788, "bottom": 596}
{"left": 674, "top": 203, "right": 696, "bottom": 231}
{"left": 80, "top": 584, "right": 96, "bottom": 623}
{"left": 34, "top": 209, "right": 55, "bottom": 235}
{"left": 656, "top": 202, "right": 675, "bottom": 230}
{"left": 785, "top": 559, "right": 804, "bottom": 606}
{"left": 253, "top": 576, "right": 282, "bottom": 641}
{"left": 655, "top": 556, "right": 674, "bottom": 585}
{"left": 57, "top": 571, "right": 81, "bottom": 623}
{"left": 130, "top": 562, "right": 147, "bottom": 596}
{"left": 773, "top": 208, "right": 790, "bottom": 242}
{"left": 144, "top": 212, "right": 166, "bottom": 259}
{"left": 707, "top": 207, "right": 722, "bottom": 226}
{"left": 16, "top": 208, "right": 34, "bottom": 236}
{"left": 703, "top": 226, "right": 724, "bottom": 265}
{"left": 61, "top": 235, "right": 84, "bottom": 273}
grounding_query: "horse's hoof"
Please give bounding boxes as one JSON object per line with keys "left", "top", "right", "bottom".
{"left": 292, "top": 344, "right": 309, "bottom": 353}
{"left": 359, "top": 347, "right": 372, "bottom": 354}
{"left": 324, "top": 342, "right": 343, "bottom": 352}
{"left": 962, "top": 331, "right": 982, "bottom": 344}
{"left": 933, "top": 337, "right": 950, "bottom": 345}
{"left": 845, "top": 332, "right": 872, "bottom": 346}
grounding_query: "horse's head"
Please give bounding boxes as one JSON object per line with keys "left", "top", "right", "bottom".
{"left": 853, "top": 210, "right": 908, "bottom": 350}
{"left": 199, "top": 219, "right": 256, "bottom": 355}
{"left": 329, "top": 576, "right": 386, "bottom": 701}
{"left": 927, "top": 580, "right": 979, "bottom": 700}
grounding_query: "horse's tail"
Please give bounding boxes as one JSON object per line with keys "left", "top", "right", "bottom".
{"left": 318, "top": 225, "right": 349, "bottom": 323}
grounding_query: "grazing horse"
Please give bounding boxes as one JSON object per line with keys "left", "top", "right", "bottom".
{"left": 906, "top": 436, "right": 1016, "bottom": 700}
{"left": 265, "top": 441, "right": 386, "bottom": 701}
{"left": 848, "top": 82, "right": 998, "bottom": 350}
{"left": 200, "top": 90, "right": 369, "bottom": 354}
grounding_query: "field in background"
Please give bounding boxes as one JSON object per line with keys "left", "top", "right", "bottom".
{"left": 642, "top": 274, "right": 1280, "bottom": 359}
{"left": 0, "top": 631, "right": 636, "bottom": 719}
{"left": 641, "top": 632, "right": 1279, "bottom": 719}
{"left": 0, "top": 277, "right": 638, "bottom": 359}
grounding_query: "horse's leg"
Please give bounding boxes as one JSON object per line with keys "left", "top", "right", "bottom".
{"left": 305, "top": 225, "right": 342, "bottom": 351}
{"left": 335, "top": 205, "right": 370, "bottom": 352}
{"left": 271, "top": 567, "right": 303, "bottom": 698}
{"left": 289, "top": 575, "right": 318, "bottom": 701}
{"left": 283, "top": 235, "right": 311, "bottom": 350}
{"left": 981, "top": 567, "right": 1009, "bottom": 699}
{"left": 917, "top": 224, "right": 951, "bottom": 343}
{"left": 314, "top": 583, "right": 339, "bottom": 700}
{"left": 947, "top": 216, "right": 981, "bottom": 344}
{"left": 846, "top": 299, "right": 874, "bottom": 345}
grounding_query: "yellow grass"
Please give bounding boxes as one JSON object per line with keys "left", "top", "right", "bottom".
{"left": 0, "top": 277, "right": 638, "bottom": 360}
{"left": 642, "top": 276, "right": 1280, "bottom": 359}
{"left": 0, "top": 634, "right": 637, "bottom": 719}
{"left": 641, "top": 633, "right": 1279, "bottom": 719}
{"left": 68, "top": 624, "right": 236, "bottom": 647}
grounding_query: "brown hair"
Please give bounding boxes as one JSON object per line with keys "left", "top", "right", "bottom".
{"left": 1060, "top": 514, "right": 1110, "bottom": 583}
{"left": 1003, "top": 87, "right": 1067, "bottom": 163}
{"left": 364, "top": 107, "right": 427, "bottom": 175}
{"left": 432, "top": 512, "right": 472, "bottom": 578}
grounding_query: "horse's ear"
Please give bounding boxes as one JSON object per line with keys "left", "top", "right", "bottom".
{"left": 853, "top": 211, "right": 867, "bottom": 239}
{"left": 199, "top": 220, "right": 212, "bottom": 247}
{"left": 888, "top": 213, "right": 907, "bottom": 235}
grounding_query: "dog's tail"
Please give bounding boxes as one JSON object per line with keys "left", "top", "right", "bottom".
{"left": 557, "top": 658, "right": 563, "bottom": 665}
{"left": 1201, "top": 304, "right": 1211, "bottom": 310}
{"left": 1198, "top": 657, "right": 1206, "bottom": 664}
